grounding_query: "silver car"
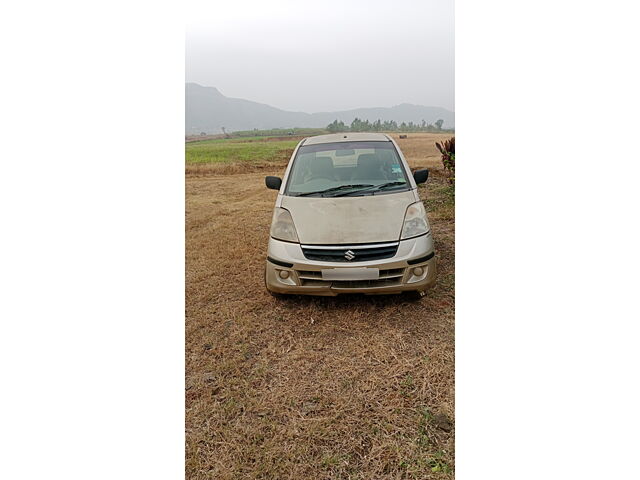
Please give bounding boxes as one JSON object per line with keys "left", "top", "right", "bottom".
{"left": 264, "top": 132, "right": 436, "bottom": 297}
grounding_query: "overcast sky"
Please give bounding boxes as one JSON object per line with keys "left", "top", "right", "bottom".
{"left": 186, "top": 0, "right": 454, "bottom": 113}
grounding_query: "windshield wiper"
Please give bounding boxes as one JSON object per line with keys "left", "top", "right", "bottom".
{"left": 294, "top": 184, "right": 374, "bottom": 197}
{"left": 333, "top": 181, "right": 407, "bottom": 196}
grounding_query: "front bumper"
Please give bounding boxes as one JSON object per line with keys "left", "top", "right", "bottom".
{"left": 265, "top": 234, "right": 437, "bottom": 296}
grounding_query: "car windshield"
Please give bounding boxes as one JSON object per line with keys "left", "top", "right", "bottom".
{"left": 284, "top": 141, "right": 410, "bottom": 197}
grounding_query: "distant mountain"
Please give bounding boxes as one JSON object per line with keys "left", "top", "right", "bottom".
{"left": 185, "top": 83, "right": 454, "bottom": 134}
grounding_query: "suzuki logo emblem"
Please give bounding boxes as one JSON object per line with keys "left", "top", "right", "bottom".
{"left": 344, "top": 250, "right": 356, "bottom": 261}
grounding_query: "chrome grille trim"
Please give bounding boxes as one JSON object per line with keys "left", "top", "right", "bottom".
{"left": 300, "top": 241, "right": 399, "bottom": 250}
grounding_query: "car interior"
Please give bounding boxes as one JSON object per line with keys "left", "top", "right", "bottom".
{"left": 294, "top": 150, "right": 405, "bottom": 185}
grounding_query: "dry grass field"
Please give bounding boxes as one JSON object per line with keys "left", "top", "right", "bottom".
{"left": 186, "top": 133, "right": 455, "bottom": 479}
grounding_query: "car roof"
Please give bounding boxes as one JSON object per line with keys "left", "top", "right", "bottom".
{"left": 302, "top": 132, "right": 391, "bottom": 145}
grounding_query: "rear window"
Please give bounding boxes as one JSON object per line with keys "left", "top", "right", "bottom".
{"left": 284, "top": 141, "right": 409, "bottom": 197}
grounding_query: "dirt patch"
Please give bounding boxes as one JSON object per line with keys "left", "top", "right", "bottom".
{"left": 186, "top": 134, "right": 455, "bottom": 479}
{"left": 185, "top": 162, "right": 283, "bottom": 177}
{"left": 387, "top": 133, "right": 454, "bottom": 171}
{"left": 186, "top": 134, "right": 227, "bottom": 143}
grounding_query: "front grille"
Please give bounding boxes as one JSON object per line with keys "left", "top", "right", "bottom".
{"left": 296, "top": 268, "right": 405, "bottom": 288}
{"left": 332, "top": 278, "right": 403, "bottom": 289}
{"left": 301, "top": 242, "right": 399, "bottom": 262}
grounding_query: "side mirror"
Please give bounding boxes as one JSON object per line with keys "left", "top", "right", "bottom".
{"left": 413, "top": 169, "right": 429, "bottom": 184}
{"left": 265, "top": 176, "right": 282, "bottom": 190}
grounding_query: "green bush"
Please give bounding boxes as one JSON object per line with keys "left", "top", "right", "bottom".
{"left": 435, "top": 137, "right": 455, "bottom": 184}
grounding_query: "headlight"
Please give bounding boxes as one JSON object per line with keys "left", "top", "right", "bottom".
{"left": 401, "top": 202, "right": 430, "bottom": 239}
{"left": 270, "top": 207, "right": 299, "bottom": 242}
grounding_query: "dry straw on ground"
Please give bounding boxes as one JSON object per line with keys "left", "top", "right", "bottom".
{"left": 186, "top": 133, "right": 455, "bottom": 479}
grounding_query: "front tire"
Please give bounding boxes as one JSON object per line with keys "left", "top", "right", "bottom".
{"left": 404, "top": 289, "right": 427, "bottom": 301}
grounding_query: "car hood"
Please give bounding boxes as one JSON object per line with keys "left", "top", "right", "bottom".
{"left": 281, "top": 191, "right": 416, "bottom": 244}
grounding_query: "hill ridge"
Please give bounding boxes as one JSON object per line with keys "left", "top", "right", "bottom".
{"left": 186, "top": 83, "right": 454, "bottom": 134}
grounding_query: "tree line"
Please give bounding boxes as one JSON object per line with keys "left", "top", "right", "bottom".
{"left": 326, "top": 118, "right": 447, "bottom": 133}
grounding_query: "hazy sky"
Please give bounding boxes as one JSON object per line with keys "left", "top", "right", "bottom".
{"left": 186, "top": 0, "right": 454, "bottom": 113}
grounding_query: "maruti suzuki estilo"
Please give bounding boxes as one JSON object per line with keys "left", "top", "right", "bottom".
{"left": 264, "top": 133, "right": 436, "bottom": 297}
